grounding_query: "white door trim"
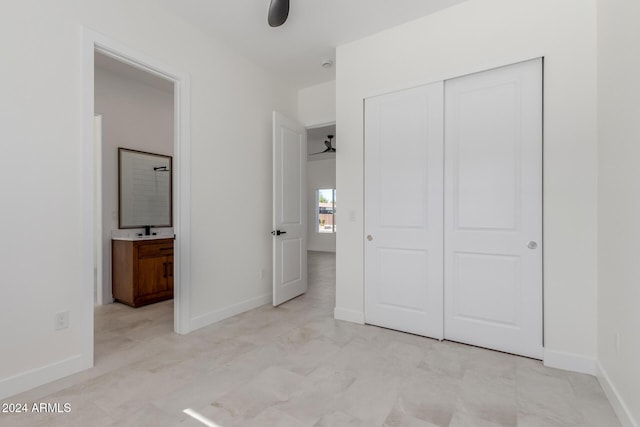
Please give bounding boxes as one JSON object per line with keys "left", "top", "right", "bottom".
{"left": 305, "top": 120, "right": 336, "bottom": 130}
{"left": 93, "top": 115, "right": 103, "bottom": 306}
{"left": 81, "top": 29, "right": 192, "bottom": 369}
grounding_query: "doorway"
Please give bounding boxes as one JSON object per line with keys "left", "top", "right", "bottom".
{"left": 271, "top": 115, "right": 337, "bottom": 308}
{"left": 307, "top": 123, "right": 337, "bottom": 309}
{"left": 82, "top": 28, "right": 192, "bottom": 369}
{"left": 94, "top": 52, "right": 175, "bottom": 306}
{"left": 307, "top": 123, "right": 337, "bottom": 253}
{"left": 93, "top": 52, "right": 176, "bottom": 359}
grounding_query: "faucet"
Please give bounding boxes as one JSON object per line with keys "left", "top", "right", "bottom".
{"left": 144, "top": 225, "right": 152, "bottom": 236}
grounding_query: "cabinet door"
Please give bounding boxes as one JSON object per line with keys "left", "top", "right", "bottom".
{"left": 137, "top": 256, "right": 169, "bottom": 297}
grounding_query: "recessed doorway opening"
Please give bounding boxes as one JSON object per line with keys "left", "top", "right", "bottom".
{"left": 93, "top": 51, "right": 176, "bottom": 364}
{"left": 83, "top": 27, "right": 192, "bottom": 370}
{"left": 306, "top": 123, "right": 337, "bottom": 254}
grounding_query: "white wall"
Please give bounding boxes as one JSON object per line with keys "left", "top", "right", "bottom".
{"left": 335, "top": 0, "right": 599, "bottom": 371}
{"left": 597, "top": 0, "right": 640, "bottom": 424}
{"left": 0, "top": 0, "right": 296, "bottom": 399}
{"left": 94, "top": 64, "right": 174, "bottom": 304}
{"left": 298, "top": 80, "right": 336, "bottom": 127}
{"left": 307, "top": 159, "right": 336, "bottom": 252}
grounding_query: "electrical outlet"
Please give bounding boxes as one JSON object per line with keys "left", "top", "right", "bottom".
{"left": 55, "top": 311, "right": 70, "bottom": 331}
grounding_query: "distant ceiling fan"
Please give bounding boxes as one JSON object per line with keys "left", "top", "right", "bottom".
{"left": 268, "top": 0, "right": 290, "bottom": 27}
{"left": 311, "top": 135, "right": 336, "bottom": 155}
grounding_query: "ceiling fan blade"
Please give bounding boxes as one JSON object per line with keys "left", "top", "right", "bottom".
{"left": 268, "top": 0, "right": 290, "bottom": 27}
{"left": 310, "top": 148, "right": 335, "bottom": 155}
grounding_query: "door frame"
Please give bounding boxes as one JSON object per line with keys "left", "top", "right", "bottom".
{"left": 94, "top": 114, "right": 103, "bottom": 306}
{"left": 81, "top": 27, "right": 192, "bottom": 366}
{"left": 306, "top": 120, "right": 336, "bottom": 130}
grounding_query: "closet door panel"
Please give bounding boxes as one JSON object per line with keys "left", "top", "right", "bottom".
{"left": 454, "top": 81, "right": 520, "bottom": 230}
{"left": 444, "top": 59, "right": 543, "bottom": 359}
{"left": 364, "top": 82, "right": 444, "bottom": 339}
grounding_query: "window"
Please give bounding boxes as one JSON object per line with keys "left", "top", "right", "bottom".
{"left": 317, "top": 188, "right": 336, "bottom": 233}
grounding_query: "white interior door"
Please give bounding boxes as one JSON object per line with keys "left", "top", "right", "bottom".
{"left": 273, "top": 112, "right": 308, "bottom": 306}
{"left": 444, "top": 59, "right": 543, "bottom": 358}
{"left": 364, "top": 82, "right": 444, "bottom": 338}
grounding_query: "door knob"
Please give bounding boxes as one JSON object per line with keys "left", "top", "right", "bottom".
{"left": 271, "top": 230, "right": 287, "bottom": 236}
{"left": 367, "top": 235, "right": 373, "bottom": 241}
{"left": 527, "top": 241, "right": 538, "bottom": 249}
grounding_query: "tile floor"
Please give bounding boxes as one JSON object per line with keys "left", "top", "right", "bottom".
{"left": 0, "top": 252, "right": 620, "bottom": 426}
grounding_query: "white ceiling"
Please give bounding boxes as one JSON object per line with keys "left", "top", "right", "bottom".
{"left": 156, "top": 0, "right": 467, "bottom": 88}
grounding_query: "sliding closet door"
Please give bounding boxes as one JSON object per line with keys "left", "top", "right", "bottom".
{"left": 364, "top": 82, "right": 444, "bottom": 339}
{"left": 444, "top": 59, "right": 543, "bottom": 358}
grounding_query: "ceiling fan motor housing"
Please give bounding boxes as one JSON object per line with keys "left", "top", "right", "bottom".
{"left": 268, "top": 0, "right": 290, "bottom": 27}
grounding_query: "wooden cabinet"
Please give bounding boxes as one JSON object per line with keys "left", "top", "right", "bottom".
{"left": 112, "top": 238, "right": 174, "bottom": 307}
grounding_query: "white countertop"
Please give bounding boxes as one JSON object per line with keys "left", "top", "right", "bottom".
{"left": 112, "top": 235, "right": 175, "bottom": 241}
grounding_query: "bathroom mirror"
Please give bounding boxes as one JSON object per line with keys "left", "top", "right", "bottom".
{"left": 118, "top": 148, "right": 172, "bottom": 229}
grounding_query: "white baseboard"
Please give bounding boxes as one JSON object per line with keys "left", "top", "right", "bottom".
{"left": 188, "top": 293, "right": 272, "bottom": 332}
{"left": 334, "top": 307, "right": 365, "bottom": 324}
{"left": 0, "top": 354, "right": 87, "bottom": 401}
{"left": 543, "top": 349, "right": 597, "bottom": 375}
{"left": 597, "top": 362, "right": 638, "bottom": 427}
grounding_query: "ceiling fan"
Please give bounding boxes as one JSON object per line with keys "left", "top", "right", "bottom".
{"left": 268, "top": 0, "right": 290, "bottom": 27}
{"left": 311, "top": 135, "right": 336, "bottom": 155}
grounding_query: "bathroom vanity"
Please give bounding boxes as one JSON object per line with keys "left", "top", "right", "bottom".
{"left": 111, "top": 147, "right": 174, "bottom": 308}
{"left": 112, "top": 237, "right": 174, "bottom": 307}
